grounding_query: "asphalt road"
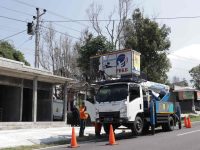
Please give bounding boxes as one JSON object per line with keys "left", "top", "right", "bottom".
{"left": 39, "top": 122, "right": 200, "bottom": 150}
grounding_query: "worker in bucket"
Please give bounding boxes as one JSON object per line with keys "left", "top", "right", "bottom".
{"left": 79, "top": 101, "right": 88, "bottom": 137}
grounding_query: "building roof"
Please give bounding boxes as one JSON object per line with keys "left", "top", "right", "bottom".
{"left": 173, "top": 85, "right": 198, "bottom": 92}
{"left": 0, "top": 57, "right": 75, "bottom": 84}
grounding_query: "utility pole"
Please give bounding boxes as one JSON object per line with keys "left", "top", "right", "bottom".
{"left": 34, "top": 8, "right": 46, "bottom": 68}
{"left": 29, "top": 8, "right": 46, "bottom": 123}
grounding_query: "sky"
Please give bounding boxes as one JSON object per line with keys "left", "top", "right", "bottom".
{"left": 0, "top": 0, "right": 200, "bottom": 84}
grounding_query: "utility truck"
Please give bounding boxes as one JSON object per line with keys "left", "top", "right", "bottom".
{"left": 85, "top": 49, "right": 181, "bottom": 136}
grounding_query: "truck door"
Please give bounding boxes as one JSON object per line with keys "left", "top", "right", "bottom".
{"left": 85, "top": 99, "right": 96, "bottom": 122}
{"left": 128, "top": 84, "right": 144, "bottom": 121}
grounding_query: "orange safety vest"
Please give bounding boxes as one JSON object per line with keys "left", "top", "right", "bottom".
{"left": 79, "top": 106, "right": 88, "bottom": 120}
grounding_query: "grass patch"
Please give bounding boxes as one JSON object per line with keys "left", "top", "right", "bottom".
{"left": 1, "top": 144, "right": 47, "bottom": 150}
{"left": 1, "top": 135, "right": 97, "bottom": 150}
{"left": 1, "top": 140, "right": 68, "bottom": 150}
{"left": 189, "top": 115, "right": 200, "bottom": 122}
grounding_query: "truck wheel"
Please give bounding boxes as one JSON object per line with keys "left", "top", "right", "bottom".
{"left": 162, "top": 116, "right": 174, "bottom": 131}
{"left": 168, "top": 116, "right": 175, "bottom": 131}
{"left": 132, "top": 116, "right": 144, "bottom": 136}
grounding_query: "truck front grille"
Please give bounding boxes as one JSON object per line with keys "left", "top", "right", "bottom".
{"left": 99, "top": 111, "right": 120, "bottom": 122}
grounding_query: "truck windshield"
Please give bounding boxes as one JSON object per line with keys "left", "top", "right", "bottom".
{"left": 96, "top": 84, "right": 128, "bottom": 102}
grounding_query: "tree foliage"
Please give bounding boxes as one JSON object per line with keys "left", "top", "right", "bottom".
{"left": 0, "top": 41, "right": 30, "bottom": 66}
{"left": 76, "top": 31, "right": 113, "bottom": 81}
{"left": 189, "top": 64, "right": 200, "bottom": 89}
{"left": 122, "top": 8, "right": 171, "bottom": 83}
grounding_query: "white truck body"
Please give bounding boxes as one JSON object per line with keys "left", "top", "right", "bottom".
{"left": 87, "top": 49, "right": 179, "bottom": 135}
{"left": 98, "top": 49, "right": 141, "bottom": 77}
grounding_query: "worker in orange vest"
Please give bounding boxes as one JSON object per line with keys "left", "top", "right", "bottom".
{"left": 79, "top": 102, "right": 88, "bottom": 137}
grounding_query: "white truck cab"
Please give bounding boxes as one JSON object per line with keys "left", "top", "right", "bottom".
{"left": 85, "top": 80, "right": 145, "bottom": 135}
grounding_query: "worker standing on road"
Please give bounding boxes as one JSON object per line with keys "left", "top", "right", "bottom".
{"left": 79, "top": 102, "right": 88, "bottom": 137}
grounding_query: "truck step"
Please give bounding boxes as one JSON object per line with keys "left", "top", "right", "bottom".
{"left": 157, "top": 120, "right": 168, "bottom": 123}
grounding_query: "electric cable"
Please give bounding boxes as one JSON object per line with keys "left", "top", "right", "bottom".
{"left": 0, "top": 4, "right": 32, "bottom": 16}
{"left": 0, "top": 30, "right": 26, "bottom": 41}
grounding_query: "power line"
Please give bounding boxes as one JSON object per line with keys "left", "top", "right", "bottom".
{"left": 0, "top": 30, "right": 26, "bottom": 41}
{"left": 0, "top": 5, "right": 32, "bottom": 16}
{"left": 46, "top": 10, "right": 88, "bottom": 27}
{"left": 8, "top": 0, "right": 200, "bottom": 24}
{"left": 11, "top": 0, "right": 36, "bottom": 8}
{"left": 153, "top": 16, "right": 200, "bottom": 20}
{"left": 0, "top": 24, "right": 22, "bottom": 31}
{"left": 51, "top": 22, "right": 82, "bottom": 33}
{"left": 43, "top": 15, "right": 200, "bottom": 23}
{"left": 0, "top": 15, "right": 27, "bottom": 23}
{"left": 40, "top": 25, "right": 81, "bottom": 40}
{"left": 10, "top": 0, "right": 89, "bottom": 27}
{"left": 17, "top": 37, "right": 32, "bottom": 48}
{"left": 43, "top": 19, "right": 119, "bottom": 22}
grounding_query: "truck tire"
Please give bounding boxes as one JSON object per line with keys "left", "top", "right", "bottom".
{"left": 167, "top": 116, "right": 175, "bottom": 131}
{"left": 162, "top": 116, "right": 174, "bottom": 131}
{"left": 132, "top": 116, "right": 144, "bottom": 136}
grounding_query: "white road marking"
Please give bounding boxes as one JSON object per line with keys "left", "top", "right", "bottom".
{"left": 177, "top": 130, "right": 200, "bottom": 136}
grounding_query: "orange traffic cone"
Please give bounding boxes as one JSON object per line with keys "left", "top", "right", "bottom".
{"left": 107, "top": 124, "right": 117, "bottom": 145}
{"left": 184, "top": 116, "right": 188, "bottom": 128}
{"left": 187, "top": 116, "right": 192, "bottom": 128}
{"left": 70, "top": 127, "right": 79, "bottom": 148}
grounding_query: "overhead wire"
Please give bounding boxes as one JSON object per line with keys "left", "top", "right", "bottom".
{"left": 42, "top": 15, "right": 200, "bottom": 23}
{"left": 17, "top": 37, "right": 32, "bottom": 48}
{"left": 0, "top": 30, "right": 26, "bottom": 41}
{"left": 51, "top": 22, "right": 82, "bottom": 33}
{"left": 46, "top": 10, "right": 89, "bottom": 27}
{"left": 10, "top": 0, "right": 89, "bottom": 27}
{"left": 11, "top": 0, "right": 36, "bottom": 8}
{"left": 0, "top": 15, "right": 27, "bottom": 23}
{"left": 40, "top": 25, "right": 81, "bottom": 40}
{"left": 7, "top": 0, "right": 88, "bottom": 34}
{"left": 0, "top": 4, "right": 32, "bottom": 16}
{"left": 0, "top": 14, "right": 82, "bottom": 41}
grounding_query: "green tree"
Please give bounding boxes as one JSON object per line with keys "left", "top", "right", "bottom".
{"left": 122, "top": 8, "right": 171, "bottom": 83}
{"left": 189, "top": 64, "right": 200, "bottom": 89}
{"left": 76, "top": 32, "right": 113, "bottom": 81}
{"left": 0, "top": 41, "right": 30, "bottom": 66}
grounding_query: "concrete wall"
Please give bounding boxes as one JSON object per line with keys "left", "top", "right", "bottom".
{"left": 0, "top": 85, "right": 21, "bottom": 121}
